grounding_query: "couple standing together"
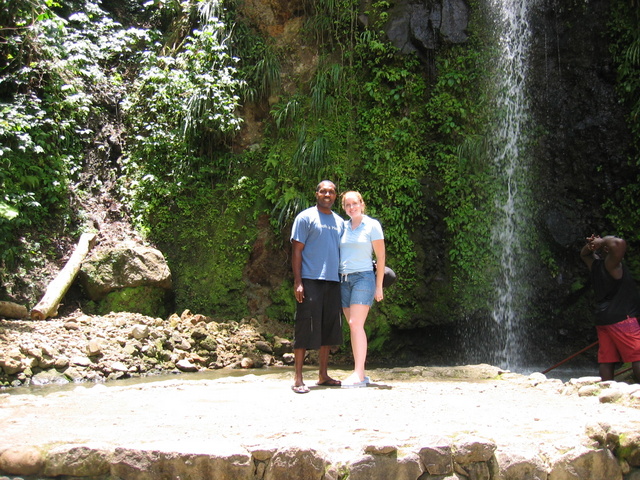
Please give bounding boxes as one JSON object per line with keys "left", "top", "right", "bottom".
{"left": 290, "top": 180, "right": 386, "bottom": 394}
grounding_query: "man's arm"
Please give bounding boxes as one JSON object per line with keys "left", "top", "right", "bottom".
{"left": 291, "top": 240, "right": 305, "bottom": 303}
{"left": 601, "top": 236, "right": 626, "bottom": 280}
{"left": 580, "top": 240, "right": 595, "bottom": 269}
{"left": 582, "top": 235, "right": 626, "bottom": 279}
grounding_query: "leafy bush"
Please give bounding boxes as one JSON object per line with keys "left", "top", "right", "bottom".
{"left": 606, "top": 1, "right": 640, "bottom": 269}
{"left": 0, "top": 0, "right": 147, "bottom": 273}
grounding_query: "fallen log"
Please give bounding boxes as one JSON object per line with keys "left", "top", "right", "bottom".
{"left": 30, "top": 232, "right": 97, "bottom": 320}
{"left": 0, "top": 301, "right": 29, "bottom": 319}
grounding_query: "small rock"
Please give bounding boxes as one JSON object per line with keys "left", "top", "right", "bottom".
{"left": 122, "top": 343, "right": 138, "bottom": 356}
{"left": 176, "top": 359, "right": 198, "bottom": 372}
{"left": 0, "top": 446, "right": 44, "bottom": 476}
{"left": 568, "top": 376, "right": 601, "bottom": 387}
{"left": 86, "top": 339, "right": 103, "bottom": 357}
{"left": 38, "top": 355, "right": 55, "bottom": 369}
{"left": 578, "top": 384, "right": 600, "bottom": 397}
{"left": 364, "top": 444, "right": 397, "bottom": 454}
{"left": 111, "top": 361, "right": 129, "bottom": 372}
{"left": 54, "top": 356, "right": 70, "bottom": 369}
{"left": 240, "top": 357, "right": 255, "bottom": 368}
{"left": 599, "top": 389, "right": 624, "bottom": 403}
{"left": 282, "top": 353, "right": 295, "bottom": 364}
{"left": 255, "top": 341, "right": 273, "bottom": 354}
{"left": 0, "top": 357, "right": 23, "bottom": 375}
{"left": 130, "top": 324, "right": 150, "bottom": 340}
{"left": 71, "top": 356, "right": 92, "bottom": 367}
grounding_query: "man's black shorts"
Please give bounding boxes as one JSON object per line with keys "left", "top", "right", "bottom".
{"left": 294, "top": 279, "right": 343, "bottom": 350}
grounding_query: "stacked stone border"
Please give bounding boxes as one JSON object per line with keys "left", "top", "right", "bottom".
{"left": 1, "top": 427, "right": 639, "bottom": 480}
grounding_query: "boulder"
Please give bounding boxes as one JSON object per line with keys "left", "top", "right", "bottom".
{"left": 30, "top": 369, "right": 70, "bottom": 386}
{"left": 496, "top": 448, "right": 548, "bottom": 480}
{"left": 418, "top": 442, "right": 453, "bottom": 475}
{"left": 452, "top": 435, "right": 496, "bottom": 464}
{"left": 109, "top": 446, "right": 253, "bottom": 480}
{"left": 79, "top": 245, "right": 172, "bottom": 300}
{"left": 548, "top": 445, "right": 622, "bottom": 480}
{"left": 264, "top": 447, "right": 329, "bottom": 480}
{"left": 347, "top": 450, "right": 423, "bottom": 480}
{"left": 43, "top": 444, "right": 111, "bottom": 477}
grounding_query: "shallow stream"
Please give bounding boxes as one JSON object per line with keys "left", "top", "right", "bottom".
{"left": 2, "top": 363, "right": 598, "bottom": 397}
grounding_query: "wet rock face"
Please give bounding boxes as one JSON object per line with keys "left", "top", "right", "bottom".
{"left": 383, "top": 0, "right": 470, "bottom": 55}
{"left": 528, "top": 0, "right": 633, "bottom": 235}
{"left": 522, "top": 0, "right": 635, "bottom": 334}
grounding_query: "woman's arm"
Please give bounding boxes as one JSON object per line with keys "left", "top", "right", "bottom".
{"left": 372, "top": 239, "right": 385, "bottom": 302}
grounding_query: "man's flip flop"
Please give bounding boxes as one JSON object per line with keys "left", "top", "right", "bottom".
{"left": 291, "top": 384, "right": 310, "bottom": 394}
{"left": 316, "top": 378, "right": 341, "bottom": 387}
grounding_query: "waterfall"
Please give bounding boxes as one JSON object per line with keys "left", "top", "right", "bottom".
{"left": 488, "top": 0, "right": 535, "bottom": 370}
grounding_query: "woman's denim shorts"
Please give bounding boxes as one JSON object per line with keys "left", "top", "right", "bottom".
{"left": 340, "top": 270, "right": 375, "bottom": 308}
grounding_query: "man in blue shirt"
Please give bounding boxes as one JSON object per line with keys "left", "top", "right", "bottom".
{"left": 290, "top": 180, "right": 344, "bottom": 393}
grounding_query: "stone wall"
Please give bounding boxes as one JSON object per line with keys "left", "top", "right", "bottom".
{"left": 0, "top": 428, "right": 637, "bottom": 479}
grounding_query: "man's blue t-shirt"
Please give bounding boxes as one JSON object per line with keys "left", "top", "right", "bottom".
{"left": 339, "top": 215, "right": 384, "bottom": 274}
{"left": 291, "top": 206, "right": 344, "bottom": 282}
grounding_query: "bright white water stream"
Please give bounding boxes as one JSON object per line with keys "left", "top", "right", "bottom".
{"left": 488, "top": 0, "right": 535, "bottom": 370}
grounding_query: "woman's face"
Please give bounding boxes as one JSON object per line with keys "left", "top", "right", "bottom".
{"left": 343, "top": 194, "right": 363, "bottom": 218}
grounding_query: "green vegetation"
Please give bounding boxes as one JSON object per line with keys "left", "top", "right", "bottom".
{"left": 607, "top": 1, "right": 640, "bottom": 274}
{"left": 94, "top": 286, "right": 169, "bottom": 318}
{"left": 0, "top": 0, "right": 498, "bottom": 352}
{"left": 0, "top": 0, "right": 148, "bottom": 297}
{"left": 5, "top": 0, "right": 637, "bottom": 356}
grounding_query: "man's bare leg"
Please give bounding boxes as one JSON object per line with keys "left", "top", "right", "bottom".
{"left": 632, "top": 361, "right": 640, "bottom": 383}
{"left": 294, "top": 348, "right": 306, "bottom": 386}
{"left": 599, "top": 362, "right": 615, "bottom": 381}
{"left": 317, "top": 345, "right": 340, "bottom": 385}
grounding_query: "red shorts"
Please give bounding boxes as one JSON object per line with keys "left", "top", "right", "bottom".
{"left": 597, "top": 317, "right": 640, "bottom": 363}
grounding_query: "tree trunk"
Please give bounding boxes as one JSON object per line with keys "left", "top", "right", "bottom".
{"left": 0, "top": 301, "right": 29, "bottom": 319}
{"left": 30, "top": 232, "right": 97, "bottom": 320}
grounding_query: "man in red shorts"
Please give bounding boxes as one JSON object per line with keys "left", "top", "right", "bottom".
{"left": 581, "top": 234, "right": 640, "bottom": 381}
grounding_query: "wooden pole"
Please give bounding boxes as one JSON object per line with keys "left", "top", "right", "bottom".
{"left": 540, "top": 341, "right": 599, "bottom": 374}
{"left": 30, "top": 232, "right": 97, "bottom": 320}
{"left": 614, "top": 365, "right": 632, "bottom": 378}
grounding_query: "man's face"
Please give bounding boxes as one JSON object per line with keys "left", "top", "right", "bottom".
{"left": 315, "top": 182, "right": 337, "bottom": 210}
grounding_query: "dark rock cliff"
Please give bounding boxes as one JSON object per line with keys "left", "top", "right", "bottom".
{"left": 526, "top": 0, "right": 633, "bottom": 341}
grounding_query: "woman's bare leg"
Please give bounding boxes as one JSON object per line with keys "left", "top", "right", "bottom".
{"left": 345, "top": 304, "right": 370, "bottom": 381}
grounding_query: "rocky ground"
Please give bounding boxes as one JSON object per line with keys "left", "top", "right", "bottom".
{"left": 3, "top": 310, "right": 640, "bottom": 479}
{"left": 1, "top": 365, "right": 640, "bottom": 479}
{"left": 0, "top": 310, "right": 300, "bottom": 388}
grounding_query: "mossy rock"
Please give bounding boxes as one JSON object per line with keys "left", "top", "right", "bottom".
{"left": 98, "top": 286, "right": 169, "bottom": 318}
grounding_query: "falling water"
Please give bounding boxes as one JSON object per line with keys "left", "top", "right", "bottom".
{"left": 488, "top": 0, "right": 535, "bottom": 370}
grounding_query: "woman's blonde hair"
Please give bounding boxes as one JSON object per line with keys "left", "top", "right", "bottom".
{"left": 341, "top": 191, "right": 366, "bottom": 213}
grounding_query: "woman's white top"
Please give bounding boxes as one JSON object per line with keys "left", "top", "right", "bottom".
{"left": 339, "top": 215, "right": 384, "bottom": 274}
